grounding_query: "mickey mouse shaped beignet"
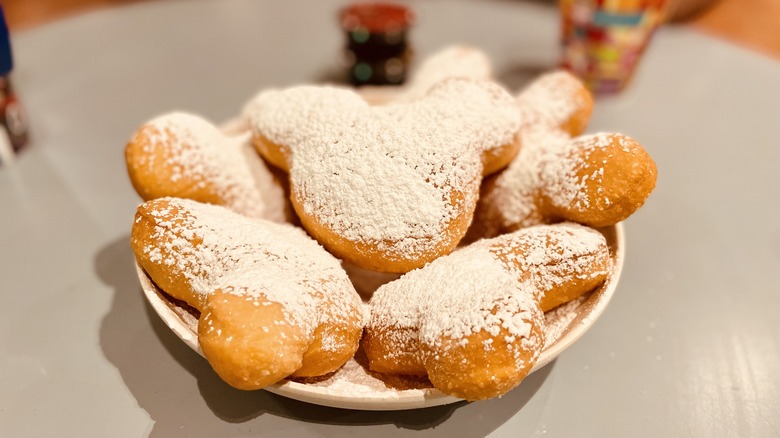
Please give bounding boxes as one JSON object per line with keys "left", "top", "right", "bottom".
{"left": 470, "top": 71, "right": 657, "bottom": 239}
{"left": 363, "top": 223, "right": 612, "bottom": 400}
{"left": 131, "top": 197, "right": 365, "bottom": 390}
{"left": 125, "top": 112, "right": 287, "bottom": 221}
{"left": 244, "top": 78, "right": 522, "bottom": 273}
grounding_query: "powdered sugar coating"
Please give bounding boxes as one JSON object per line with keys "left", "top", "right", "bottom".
{"left": 399, "top": 45, "right": 493, "bottom": 102}
{"left": 543, "top": 295, "right": 588, "bottom": 346}
{"left": 136, "top": 112, "right": 286, "bottom": 221}
{"left": 516, "top": 70, "right": 589, "bottom": 130}
{"left": 368, "top": 223, "right": 608, "bottom": 369}
{"left": 541, "top": 132, "right": 635, "bottom": 211}
{"left": 491, "top": 223, "right": 612, "bottom": 294}
{"left": 368, "top": 240, "right": 540, "bottom": 368}
{"left": 489, "top": 127, "right": 572, "bottom": 231}
{"left": 487, "top": 129, "right": 635, "bottom": 231}
{"left": 138, "top": 197, "right": 363, "bottom": 337}
{"left": 140, "top": 222, "right": 622, "bottom": 406}
{"left": 244, "top": 78, "right": 521, "bottom": 260}
{"left": 358, "top": 45, "right": 493, "bottom": 106}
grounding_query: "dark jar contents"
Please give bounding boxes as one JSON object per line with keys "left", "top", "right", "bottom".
{"left": 339, "top": 2, "right": 414, "bottom": 86}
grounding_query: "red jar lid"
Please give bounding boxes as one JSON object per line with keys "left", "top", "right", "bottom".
{"left": 339, "top": 2, "right": 414, "bottom": 33}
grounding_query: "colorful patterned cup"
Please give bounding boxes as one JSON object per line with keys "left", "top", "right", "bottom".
{"left": 559, "top": 0, "right": 669, "bottom": 94}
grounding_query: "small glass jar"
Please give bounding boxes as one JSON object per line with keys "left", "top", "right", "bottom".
{"left": 339, "top": 2, "right": 414, "bottom": 86}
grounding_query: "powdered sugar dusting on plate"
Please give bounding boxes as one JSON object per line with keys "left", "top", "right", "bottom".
{"left": 544, "top": 295, "right": 588, "bottom": 346}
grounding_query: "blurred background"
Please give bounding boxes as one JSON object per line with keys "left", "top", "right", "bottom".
{"left": 2, "top": 0, "right": 779, "bottom": 59}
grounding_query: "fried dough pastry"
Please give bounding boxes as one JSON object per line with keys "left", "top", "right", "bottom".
{"left": 363, "top": 223, "right": 611, "bottom": 400}
{"left": 243, "top": 78, "right": 522, "bottom": 273}
{"left": 469, "top": 71, "right": 657, "bottom": 239}
{"left": 131, "top": 197, "right": 365, "bottom": 390}
{"left": 359, "top": 44, "right": 493, "bottom": 105}
{"left": 515, "top": 69, "right": 593, "bottom": 137}
{"left": 473, "top": 129, "right": 658, "bottom": 238}
{"left": 125, "top": 112, "right": 287, "bottom": 221}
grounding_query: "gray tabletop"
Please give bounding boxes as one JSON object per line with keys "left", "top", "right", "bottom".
{"left": 1, "top": 0, "right": 779, "bottom": 436}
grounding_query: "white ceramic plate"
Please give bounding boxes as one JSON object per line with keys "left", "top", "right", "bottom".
{"left": 136, "top": 223, "right": 624, "bottom": 411}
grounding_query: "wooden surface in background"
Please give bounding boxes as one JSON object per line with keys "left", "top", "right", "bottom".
{"left": 2, "top": 0, "right": 779, "bottom": 59}
{"left": 690, "top": 0, "right": 780, "bottom": 59}
{"left": 3, "top": 0, "right": 148, "bottom": 31}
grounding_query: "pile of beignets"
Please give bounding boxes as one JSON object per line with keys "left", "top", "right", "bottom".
{"left": 126, "top": 45, "right": 657, "bottom": 401}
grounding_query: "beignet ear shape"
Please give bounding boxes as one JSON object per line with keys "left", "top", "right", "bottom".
{"left": 474, "top": 130, "right": 657, "bottom": 238}
{"left": 244, "top": 78, "right": 522, "bottom": 273}
{"left": 515, "top": 69, "right": 594, "bottom": 137}
{"left": 125, "top": 112, "right": 287, "bottom": 222}
{"left": 469, "top": 70, "right": 656, "bottom": 239}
